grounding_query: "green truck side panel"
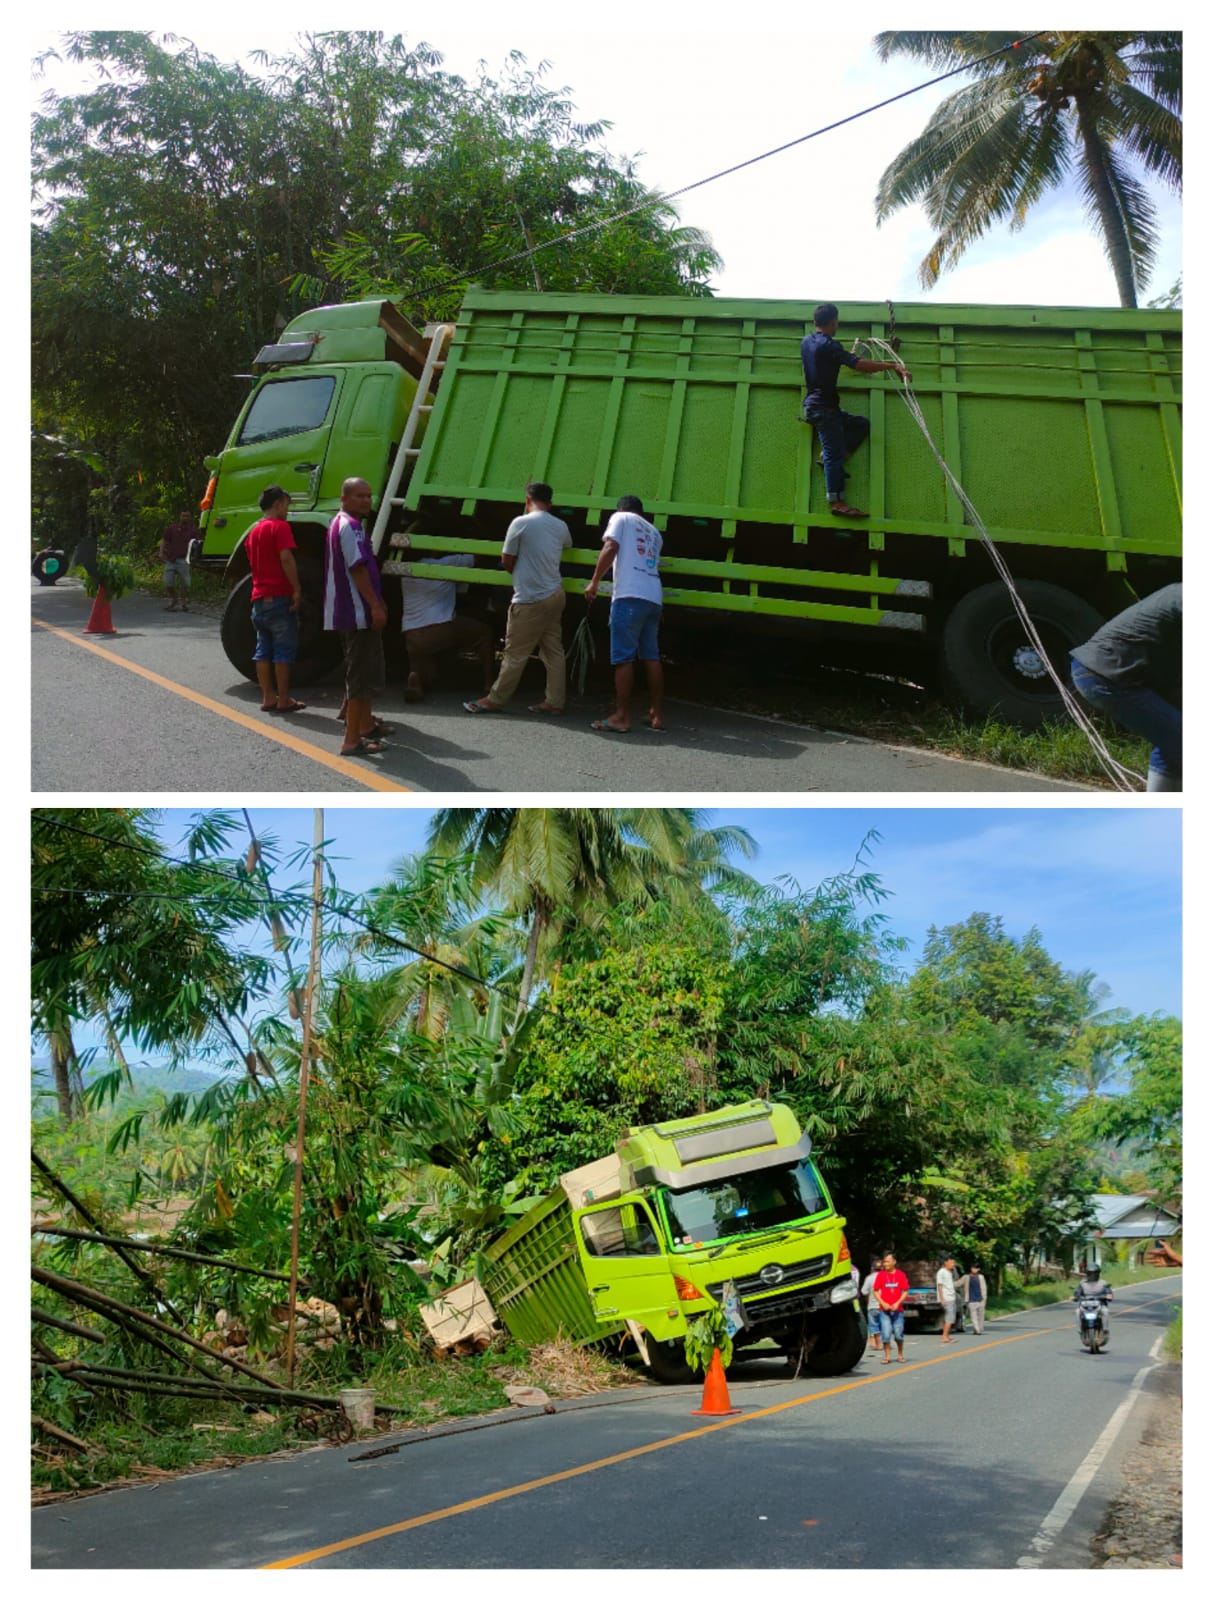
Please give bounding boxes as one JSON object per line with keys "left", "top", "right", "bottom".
{"left": 403, "top": 292, "right": 1181, "bottom": 604}
{"left": 481, "top": 1188, "right": 625, "bottom": 1348}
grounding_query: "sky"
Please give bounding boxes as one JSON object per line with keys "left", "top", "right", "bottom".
{"left": 146, "top": 805, "right": 1183, "bottom": 1021}
{"left": 29, "top": 7, "right": 1184, "bottom": 309}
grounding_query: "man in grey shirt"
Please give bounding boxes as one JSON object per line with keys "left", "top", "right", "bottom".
{"left": 464, "top": 481, "right": 572, "bottom": 715}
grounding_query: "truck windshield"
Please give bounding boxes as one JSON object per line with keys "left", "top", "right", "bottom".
{"left": 238, "top": 377, "right": 336, "bottom": 445}
{"left": 662, "top": 1160, "right": 830, "bottom": 1247}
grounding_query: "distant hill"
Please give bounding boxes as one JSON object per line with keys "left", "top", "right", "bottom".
{"left": 31, "top": 1056, "right": 237, "bottom": 1110}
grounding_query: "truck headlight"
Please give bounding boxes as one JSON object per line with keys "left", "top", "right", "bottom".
{"left": 830, "top": 1283, "right": 856, "bottom": 1304}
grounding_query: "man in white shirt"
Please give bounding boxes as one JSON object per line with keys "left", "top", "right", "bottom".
{"left": 401, "top": 552, "right": 494, "bottom": 703}
{"left": 935, "top": 1256, "right": 959, "bottom": 1344}
{"left": 584, "top": 494, "right": 664, "bottom": 733}
{"left": 464, "top": 481, "right": 572, "bottom": 715}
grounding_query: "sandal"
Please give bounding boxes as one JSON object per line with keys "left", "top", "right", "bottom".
{"left": 340, "top": 738, "right": 386, "bottom": 758}
{"left": 269, "top": 699, "right": 307, "bottom": 715}
{"left": 829, "top": 503, "right": 868, "bottom": 518}
{"left": 528, "top": 703, "right": 565, "bottom": 715}
{"left": 590, "top": 719, "right": 629, "bottom": 733}
{"left": 366, "top": 719, "right": 395, "bottom": 737}
{"left": 463, "top": 699, "right": 500, "bottom": 714}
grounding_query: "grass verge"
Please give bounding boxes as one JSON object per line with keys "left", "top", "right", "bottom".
{"left": 32, "top": 1335, "right": 641, "bottom": 1500}
{"left": 1162, "top": 1309, "right": 1182, "bottom": 1362}
{"left": 988, "top": 1262, "right": 1177, "bottom": 1317}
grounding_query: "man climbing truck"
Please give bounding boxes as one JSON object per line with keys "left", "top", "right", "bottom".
{"left": 194, "top": 290, "right": 1181, "bottom": 724}
{"left": 479, "top": 1100, "right": 866, "bottom": 1384}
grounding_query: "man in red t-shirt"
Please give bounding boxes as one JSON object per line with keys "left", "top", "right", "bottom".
{"left": 246, "top": 486, "right": 305, "bottom": 713}
{"left": 873, "top": 1251, "right": 909, "bottom": 1364}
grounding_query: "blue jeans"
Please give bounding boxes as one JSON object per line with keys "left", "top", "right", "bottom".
{"left": 878, "top": 1309, "right": 905, "bottom": 1344}
{"left": 609, "top": 598, "right": 662, "bottom": 665}
{"left": 252, "top": 596, "right": 299, "bottom": 664}
{"left": 866, "top": 1305, "right": 883, "bottom": 1337}
{"left": 1070, "top": 657, "right": 1181, "bottom": 786}
{"left": 807, "top": 406, "right": 870, "bottom": 499}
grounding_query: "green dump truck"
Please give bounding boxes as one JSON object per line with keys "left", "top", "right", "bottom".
{"left": 195, "top": 290, "right": 1181, "bottom": 723}
{"left": 478, "top": 1100, "right": 864, "bottom": 1384}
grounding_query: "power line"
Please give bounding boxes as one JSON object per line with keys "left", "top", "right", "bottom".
{"left": 416, "top": 34, "right": 1047, "bottom": 298}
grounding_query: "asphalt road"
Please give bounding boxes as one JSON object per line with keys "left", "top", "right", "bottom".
{"left": 31, "top": 1276, "right": 1180, "bottom": 1570}
{"left": 31, "top": 582, "right": 1088, "bottom": 794}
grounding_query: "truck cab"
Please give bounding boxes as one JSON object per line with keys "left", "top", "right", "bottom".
{"left": 195, "top": 301, "right": 430, "bottom": 680}
{"left": 569, "top": 1101, "right": 864, "bottom": 1381}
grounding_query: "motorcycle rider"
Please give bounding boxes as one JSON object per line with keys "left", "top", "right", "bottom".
{"left": 1073, "top": 1264, "right": 1113, "bottom": 1343}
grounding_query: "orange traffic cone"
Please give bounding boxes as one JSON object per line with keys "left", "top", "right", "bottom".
{"left": 82, "top": 585, "right": 117, "bottom": 636}
{"left": 692, "top": 1347, "right": 740, "bottom": 1416}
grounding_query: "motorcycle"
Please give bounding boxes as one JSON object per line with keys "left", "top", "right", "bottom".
{"left": 1076, "top": 1293, "right": 1110, "bottom": 1353}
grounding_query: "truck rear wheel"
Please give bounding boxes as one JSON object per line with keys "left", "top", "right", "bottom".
{"left": 940, "top": 580, "right": 1103, "bottom": 728}
{"left": 792, "top": 1306, "right": 866, "bottom": 1378}
{"left": 220, "top": 559, "right": 341, "bottom": 686}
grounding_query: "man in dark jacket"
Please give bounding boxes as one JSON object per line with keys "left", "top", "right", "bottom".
{"left": 801, "top": 303, "right": 910, "bottom": 519}
{"left": 1070, "top": 584, "right": 1181, "bottom": 790}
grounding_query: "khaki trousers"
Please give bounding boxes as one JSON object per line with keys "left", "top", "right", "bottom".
{"left": 485, "top": 589, "right": 566, "bottom": 709}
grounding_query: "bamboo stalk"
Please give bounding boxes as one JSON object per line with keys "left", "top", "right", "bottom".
{"left": 286, "top": 806, "right": 324, "bottom": 1386}
{"left": 31, "top": 1306, "right": 106, "bottom": 1343}
{"left": 31, "top": 1265, "right": 287, "bottom": 1389}
{"left": 32, "top": 1415, "right": 93, "bottom": 1453}
{"left": 30, "top": 1226, "right": 300, "bottom": 1282}
{"left": 30, "top": 1149, "right": 185, "bottom": 1326}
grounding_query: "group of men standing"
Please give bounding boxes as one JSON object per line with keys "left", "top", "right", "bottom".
{"left": 860, "top": 1253, "right": 989, "bottom": 1363}
{"left": 239, "top": 476, "right": 667, "bottom": 759}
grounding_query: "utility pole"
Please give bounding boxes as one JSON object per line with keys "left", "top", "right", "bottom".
{"left": 285, "top": 808, "right": 324, "bottom": 1386}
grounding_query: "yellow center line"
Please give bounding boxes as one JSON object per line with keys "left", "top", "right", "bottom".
{"left": 31, "top": 618, "right": 410, "bottom": 793}
{"left": 262, "top": 1323, "right": 1059, "bottom": 1569}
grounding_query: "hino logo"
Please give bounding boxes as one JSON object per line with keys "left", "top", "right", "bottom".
{"left": 759, "top": 1263, "right": 784, "bottom": 1286}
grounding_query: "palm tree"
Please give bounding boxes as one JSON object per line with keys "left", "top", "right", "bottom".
{"left": 873, "top": 32, "right": 1181, "bottom": 307}
{"left": 426, "top": 808, "right": 758, "bottom": 1025}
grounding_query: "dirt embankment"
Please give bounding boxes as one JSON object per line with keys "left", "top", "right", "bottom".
{"left": 1091, "top": 1359, "right": 1182, "bottom": 1568}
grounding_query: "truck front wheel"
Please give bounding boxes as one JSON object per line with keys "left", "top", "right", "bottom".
{"left": 641, "top": 1332, "right": 694, "bottom": 1385}
{"left": 940, "top": 580, "right": 1103, "bottom": 728}
{"left": 789, "top": 1306, "right": 866, "bottom": 1377}
{"left": 220, "top": 558, "right": 341, "bottom": 686}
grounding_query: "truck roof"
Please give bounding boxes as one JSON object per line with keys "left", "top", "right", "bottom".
{"left": 618, "top": 1100, "right": 810, "bottom": 1192}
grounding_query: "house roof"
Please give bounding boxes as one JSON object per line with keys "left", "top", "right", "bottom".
{"left": 1086, "top": 1194, "right": 1180, "bottom": 1238}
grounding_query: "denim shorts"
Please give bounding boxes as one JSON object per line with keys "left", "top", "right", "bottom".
{"left": 878, "top": 1309, "right": 905, "bottom": 1343}
{"left": 609, "top": 597, "right": 662, "bottom": 665}
{"left": 867, "top": 1305, "right": 883, "bottom": 1335}
{"left": 252, "top": 595, "right": 299, "bottom": 664}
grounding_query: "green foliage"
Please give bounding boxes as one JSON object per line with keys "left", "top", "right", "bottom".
{"left": 683, "top": 1303, "right": 733, "bottom": 1374}
{"left": 873, "top": 32, "right": 1182, "bottom": 307}
{"left": 71, "top": 553, "right": 137, "bottom": 600}
{"left": 31, "top": 32, "right": 719, "bottom": 537}
{"left": 1083, "top": 1013, "right": 1182, "bottom": 1202}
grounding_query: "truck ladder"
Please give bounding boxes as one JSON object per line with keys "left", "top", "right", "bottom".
{"left": 370, "top": 321, "right": 455, "bottom": 556}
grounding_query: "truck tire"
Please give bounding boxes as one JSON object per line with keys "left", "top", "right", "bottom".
{"left": 795, "top": 1306, "right": 866, "bottom": 1378}
{"left": 32, "top": 549, "right": 67, "bottom": 586}
{"left": 220, "top": 558, "right": 342, "bottom": 686}
{"left": 940, "top": 580, "right": 1103, "bottom": 728}
{"left": 642, "top": 1332, "right": 694, "bottom": 1385}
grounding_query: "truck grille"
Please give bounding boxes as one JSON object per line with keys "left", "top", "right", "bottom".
{"left": 707, "top": 1251, "right": 835, "bottom": 1301}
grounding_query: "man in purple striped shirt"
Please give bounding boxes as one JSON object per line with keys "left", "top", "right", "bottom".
{"left": 324, "top": 478, "right": 390, "bottom": 758}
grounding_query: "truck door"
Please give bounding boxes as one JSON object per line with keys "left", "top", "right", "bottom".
{"left": 574, "top": 1199, "right": 676, "bottom": 1326}
{"left": 212, "top": 372, "right": 343, "bottom": 534}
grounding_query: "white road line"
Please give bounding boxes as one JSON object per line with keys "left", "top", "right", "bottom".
{"left": 1016, "top": 1334, "right": 1164, "bottom": 1567}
